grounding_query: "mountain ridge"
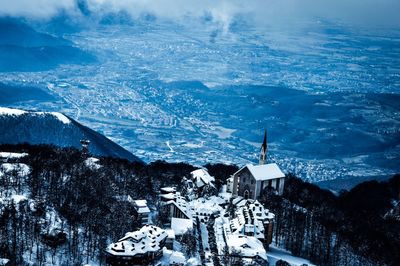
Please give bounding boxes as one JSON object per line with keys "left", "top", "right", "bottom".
{"left": 0, "top": 107, "right": 142, "bottom": 162}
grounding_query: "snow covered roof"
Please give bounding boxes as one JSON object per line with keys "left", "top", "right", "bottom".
{"left": 191, "top": 168, "right": 215, "bottom": 187}
{"left": 105, "top": 225, "right": 167, "bottom": 257}
{"left": 137, "top": 207, "right": 150, "bottom": 214}
{"left": 241, "top": 163, "right": 285, "bottom": 181}
{"left": 114, "top": 195, "right": 134, "bottom": 204}
{"left": 226, "top": 234, "right": 268, "bottom": 262}
{"left": 171, "top": 217, "right": 193, "bottom": 235}
{"left": 161, "top": 187, "right": 176, "bottom": 193}
{"left": 189, "top": 196, "right": 224, "bottom": 218}
{"left": 134, "top": 200, "right": 148, "bottom": 207}
{"left": 162, "top": 249, "right": 186, "bottom": 265}
{"left": 232, "top": 196, "right": 247, "bottom": 207}
{"left": 248, "top": 201, "right": 275, "bottom": 221}
{"left": 134, "top": 199, "right": 150, "bottom": 213}
{"left": 161, "top": 193, "right": 175, "bottom": 200}
{"left": 166, "top": 229, "right": 175, "bottom": 239}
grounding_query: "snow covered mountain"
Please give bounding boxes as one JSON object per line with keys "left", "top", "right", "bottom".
{"left": 0, "top": 107, "right": 141, "bottom": 162}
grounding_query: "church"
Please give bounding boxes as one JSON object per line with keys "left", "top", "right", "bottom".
{"left": 230, "top": 131, "right": 285, "bottom": 200}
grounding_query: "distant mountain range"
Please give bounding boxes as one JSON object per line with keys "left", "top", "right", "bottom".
{"left": 0, "top": 17, "right": 95, "bottom": 72}
{"left": 0, "top": 107, "right": 141, "bottom": 162}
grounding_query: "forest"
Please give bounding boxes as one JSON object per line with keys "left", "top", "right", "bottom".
{"left": 0, "top": 144, "right": 399, "bottom": 265}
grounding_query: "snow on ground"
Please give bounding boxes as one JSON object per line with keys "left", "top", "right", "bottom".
{"left": 0, "top": 107, "right": 26, "bottom": 116}
{"left": 0, "top": 163, "right": 30, "bottom": 177}
{"left": 0, "top": 152, "right": 28, "bottom": 159}
{"left": 187, "top": 257, "right": 201, "bottom": 266}
{"left": 162, "top": 248, "right": 186, "bottom": 265}
{"left": 0, "top": 107, "right": 70, "bottom": 124}
{"left": 171, "top": 217, "right": 193, "bottom": 235}
{"left": 84, "top": 157, "right": 101, "bottom": 170}
{"left": 0, "top": 258, "right": 10, "bottom": 265}
{"left": 50, "top": 112, "right": 71, "bottom": 124}
{"left": 11, "top": 194, "right": 27, "bottom": 203}
{"left": 267, "top": 245, "right": 316, "bottom": 266}
{"left": 200, "top": 223, "right": 213, "bottom": 265}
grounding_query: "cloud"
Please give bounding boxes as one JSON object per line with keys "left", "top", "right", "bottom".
{"left": 0, "top": 0, "right": 399, "bottom": 30}
{"left": 0, "top": 0, "right": 77, "bottom": 18}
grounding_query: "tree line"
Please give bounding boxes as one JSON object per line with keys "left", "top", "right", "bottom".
{"left": 0, "top": 143, "right": 399, "bottom": 265}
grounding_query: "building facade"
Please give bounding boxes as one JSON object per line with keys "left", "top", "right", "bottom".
{"left": 232, "top": 131, "right": 285, "bottom": 199}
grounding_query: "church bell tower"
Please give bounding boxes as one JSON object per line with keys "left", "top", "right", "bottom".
{"left": 259, "top": 130, "right": 267, "bottom": 165}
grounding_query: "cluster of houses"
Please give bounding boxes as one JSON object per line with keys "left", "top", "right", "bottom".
{"left": 105, "top": 131, "right": 286, "bottom": 265}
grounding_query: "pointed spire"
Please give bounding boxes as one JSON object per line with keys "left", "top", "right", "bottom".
{"left": 259, "top": 129, "right": 268, "bottom": 165}
{"left": 262, "top": 129, "right": 267, "bottom": 151}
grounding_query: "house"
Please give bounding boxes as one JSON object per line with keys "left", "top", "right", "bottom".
{"left": 190, "top": 168, "right": 215, "bottom": 189}
{"left": 215, "top": 210, "right": 270, "bottom": 265}
{"left": 185, "top": 168, "right": 216, "bottom": 199}
{"left": 165, "top": 229, "right": 175, "bottom": 249}
{"left": 232, "top": 163, "right": 285, "bottom": 199}
{"left": 161, "top": 192, "right": 192, "bottom": 224}
{"left": 225, "top": 198, "right": 275, "bottom": 248}
{"left": 226, "top": 176, "right": 235, "bottom": 193}
{"left": 105, "top": 225, "right": 168, "bottom": 265}
{"left": 225, "top": 234, "right": 269, "bottom": 264}
{"left": 232, "top": 131, "right": 285, "bottom": 199}
{"left": 133, "top": 200, "right": 151, "bottom": 226}
{"left": 171, "top": 217, "right": 193, "bottom": 236}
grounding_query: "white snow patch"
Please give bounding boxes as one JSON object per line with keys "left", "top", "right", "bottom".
{"left": 0, "top": 107, "right": 70, "bottom": 124}
{"left": 171, "top": 217, "right": 193, "bottom": 235}
{"left": 0, "top": 152, "right": 28, "bottom": 159}
{"left": 85, "top": 157, "right": 101, "bottom": 170}
{"left": 187, "top": 257, "right": 201, "bottom": 265}
{"left": 267, "top": 245, "right": 316, "bottom": 266}
{"left": 50, "top": 112, "right": 71, "bottom": 124}
{"left": 162, "top": 249, "right": 186, "bottom": 265}
{"left": 0, "top": 258, "right": 10, "bottom": 265}
{"left": 11, "top": 194, "right": 27, "bottom": 203}
{"left": 0, "top": 107, "right": 26, "bottom": 116}
{"left": 0, "top": 163, "right": 30, "bottom": 177}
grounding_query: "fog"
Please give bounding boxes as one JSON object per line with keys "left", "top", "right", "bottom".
{"left": 0, "top": 0, "right": 399, "bottom": 30}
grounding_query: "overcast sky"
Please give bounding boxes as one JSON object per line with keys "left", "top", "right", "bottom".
{"left": 0, "top": 0, "right": 399, "bottom": 30}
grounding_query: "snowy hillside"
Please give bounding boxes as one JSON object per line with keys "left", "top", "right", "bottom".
{"left": 0, "top": 107, "right": 141, "bottom": 162}
{"left": 1, "top": 145, "right": 398, "bottom": 265}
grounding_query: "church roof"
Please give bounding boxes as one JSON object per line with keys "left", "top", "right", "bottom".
{"left": 241, "top": 163, "right": 285, "bottom": 181}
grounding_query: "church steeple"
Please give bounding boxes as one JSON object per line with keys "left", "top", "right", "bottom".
{"left": 259, "top": 130, "right": 267, "bottom": 165}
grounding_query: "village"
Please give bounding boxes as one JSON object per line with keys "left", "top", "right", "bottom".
{"left": 103, "top": 132, "right": 308, "bottom": 266}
